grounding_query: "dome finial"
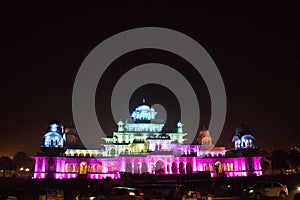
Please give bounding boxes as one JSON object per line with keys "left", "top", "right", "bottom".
{"left": 142, "top": 98, "right": 145, "bottom": 103}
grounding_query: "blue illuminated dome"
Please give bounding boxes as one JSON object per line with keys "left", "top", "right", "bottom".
{"left": 42, "top": 120, "right": 65, "bottom": 149}
{"left": 232, "top": 123, "right": 256, "bottom": 150}
{"left": 131, "top": 99, "right": 157, "bottom": 123}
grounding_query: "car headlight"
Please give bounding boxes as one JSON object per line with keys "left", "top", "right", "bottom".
{"left": 89, "top": 197, "right": 95, "bottom": 200}
{"left": 249, "top": 189, "right": 254, "bottom": 194}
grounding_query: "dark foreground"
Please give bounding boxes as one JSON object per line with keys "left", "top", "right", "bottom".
{"left": 0, "top": 174, "right": 299, "bottom": 200}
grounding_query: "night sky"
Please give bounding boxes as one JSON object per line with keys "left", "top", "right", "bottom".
{"left": 1, "top": 2, "right": 299, "bottom": 156}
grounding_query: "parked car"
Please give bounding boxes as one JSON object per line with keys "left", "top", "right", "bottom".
{"left": 182, "top": 191, "right": 201, "bottom": 200}
{"left": 75, "top": 189, "right": 106, "bottom": 200}
{"left": 244, "top": 181, "right": 288, "bottom": 199}
{"left": 39, "top": 188, "right": 64, "bottom": 200}
{"left": 294, "top": 193, "right": 300, "bottom": 200}
{"left": 106, "top": 187, "right": 144, "bottom": 200}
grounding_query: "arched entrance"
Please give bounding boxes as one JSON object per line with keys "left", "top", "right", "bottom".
{"left": 141, "top": 162, "right": 148, "bottom": 173}
{"left": 171, "top": 162, "right": 177, "bottom": 174}
{"left": 155, "top": 160, "right": 165, "bottom": 174}
{"left": 98, "top": 163, "right": 102, "bottom": 172}
{"left": 124, "top": 149, "right": 129, "bottom": 155}
{"left": 110, "top": 148, "right": 116, "bottom": 156}
{"left": 215, "top": 161, "right": 222, "bottom": 174}
{"left": 186, "top": 162, "right": 193, "bottom": 174}
{"left": 79, "top": 162, "right": 87, "bottom": 174}
{"left": 179, "top": 162, "right": 185, "bottom": 174}
{"left": 125, "top": 162, "right": 132, "bottom": 173}
{"left": 65, "top": 163, "right": 69, "bottom": 172}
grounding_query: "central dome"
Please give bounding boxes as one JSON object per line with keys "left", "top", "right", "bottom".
{"left": 131, "top": 99, "right": 157, "bottom": 123}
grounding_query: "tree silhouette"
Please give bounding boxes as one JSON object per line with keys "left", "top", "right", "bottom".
{"left": 13, "top": 151, "right": 35, "bottom": 169}
{"left": 271, "top": 149, "right": 289, "bottom": 175}
{"left": 13, "top": 151, "right": 35, "bottom": 176}
{"left": 0, "top": 156, "right": 16, "bottom": 177}
{"left": 288, "top": 147, "right": 300, "bottom": 174}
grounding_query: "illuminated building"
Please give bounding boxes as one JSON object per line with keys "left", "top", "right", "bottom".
{"left": 231, "top": 123, "right": 256, "bottom": 150}
{"left": 33, "top": 101, "right": 263, "bottom": 179}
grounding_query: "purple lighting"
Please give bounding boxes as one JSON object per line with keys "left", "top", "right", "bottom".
{"left": 33, "top": 105, "right": 264, "bottom": 179}
{"left": 32, "top": 153, "right": 263, "bottom": 179}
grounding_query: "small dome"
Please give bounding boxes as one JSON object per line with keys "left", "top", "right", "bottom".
{"left": 232, "top": 123, "right": 256, "bottom": 150}
{"left": 46, "top": 120, "right": 64, "bottom": 135}
{"left": 131, "top": 99, "right": 157, "bottom": 123}
{"left": 41, "top": 120, "right": 65, "bottom": 149}
{"left": 241, "top": 134, "right": 255, "bottom": 141}
{"left": 232, "top": 135, "right": 240, "bottom": 142}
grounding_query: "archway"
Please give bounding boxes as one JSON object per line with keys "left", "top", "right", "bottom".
{"left": 214, "top": 161, "right": 222, "bottom": 174}
{"left": 179, "top": 162, "right": 185, "bottom": 174}
{"left": 70, "top": 164, "right": 74, "bottom": 172}
{"left": 203, "top": 163, "right": 207, "bottom": 171}
{"left": 97, "top": 153, "right": 103, "bottom": 157}
{"left": 155, "top": 160, "right": 165, "bottom": 174}
{"left": 124, "top": 149, "right": 129, "bottom": 155}
{"left": 229, "top": 163, "right": 234, "bottom": 171}
{"left": 98, "top": 164, "right": 102, "bottom": 172}
{"left": 171, "top": 162, "right": 177, "bottom": 174}
{"left": 141, "top": 162, "right": 148, "bottom": 173}
{"left": 65, "top": 163, "right": 69, "bottom": 172}
{"left": 80, "top": 162, "right": 87, "bottom": 174}
{"left": 110, "top": 148, "right": 116, "bottom": 156}
{"left": 186, "top": 162, "right": 193, "bottom": 174}
{"left": 125, "top": 162, "right": 132, "bottom": 173}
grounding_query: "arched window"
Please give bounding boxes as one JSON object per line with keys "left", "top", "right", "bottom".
{"left": 186, "top": 162, "right": 193, "bottom": 174}
{"left": 141, "top": 162, "right": 148, "bottom": 174}
{"left": 229, "top": 163, "right": 234, "bottom": 171}
{"left": 171, "top": 162, "right": 177, "bottom": 174}
{"left": 207, "top": 164, "right": 211, "bottom": 171}
{"left": 222, "top": 163, "right": 227, "bottom": 171}
{"left": 179, "top": 162, "right": 185, "bottom": 174}
{"left": 214, "top": 162, "right": 221, "bottom": 173}
{"left": 155, "top": 160, "right": 165, "bottom": 174}
{"left": 79, "top": 162, "right": 87, "bottom": 174}
{"left": 125, "top": 162, "right": 132, "bottom": 173}
{"left": 98, "top": 164, "right": 102, "bottom": 173}
{"left": 97, "top": 153, "right": 103, "bottom": 157}
{"left": 124, "top": 149, "right": 129, "bottom": 155}
{"left": 70, "top": 164, "right": 74, "bottom": 172}
{"left": 203, "top": 164, "right": 207, "bottom": 171}
{"left": 65, "top": 164, "right": 69, "bottom": 172}
{"left": 110, "top": 149, "right": 116, "bottom": 156}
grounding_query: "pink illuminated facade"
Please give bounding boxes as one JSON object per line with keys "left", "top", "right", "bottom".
{"left": 33, "top": 103, "right": 263, "bottom": 179}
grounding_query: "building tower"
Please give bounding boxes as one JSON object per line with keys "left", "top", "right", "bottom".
{"left": 231, "top": 122, "right": 256, "bottom": 150}
{"left": 199, "top": 127, "right": 213, "bottom": 150}
{"left": 40, "top": 120, "right": 66, "bottom": 155}
{"left": 65, "top": 127, "right": 78, "bottom": 147}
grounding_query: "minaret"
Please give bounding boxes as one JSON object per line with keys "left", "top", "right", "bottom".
{"left": 117, "top": 120, "right": 124, "bottom": 132}
{"left": 177, "top": 121, "right": 184, "bottom": 133}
